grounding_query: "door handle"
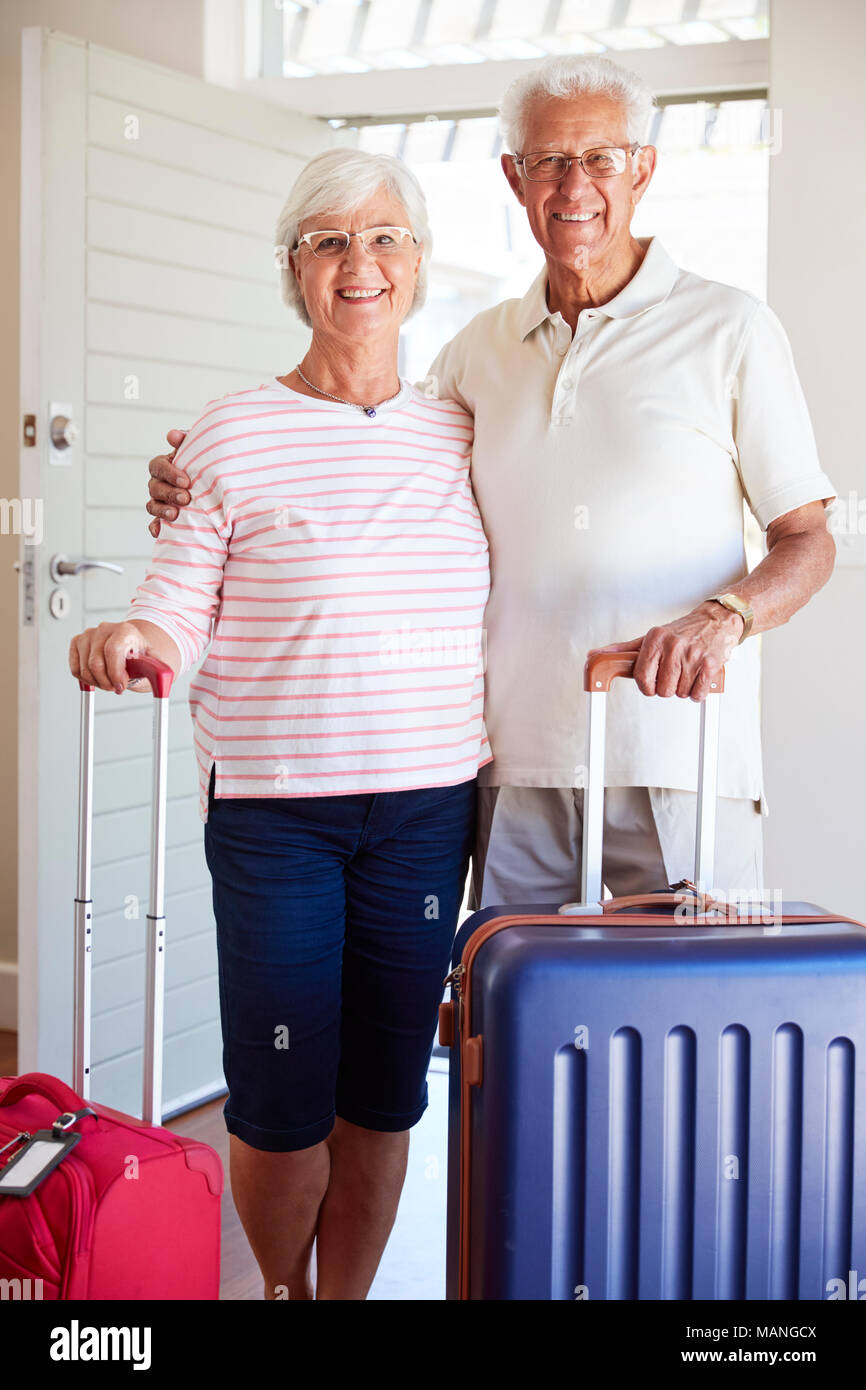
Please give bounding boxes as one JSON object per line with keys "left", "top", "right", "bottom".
{"left": 49, "top": 554, "right": 124, "bottom": 582}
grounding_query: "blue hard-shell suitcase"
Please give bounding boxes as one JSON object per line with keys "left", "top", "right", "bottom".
{"left": 441, "top": 651, "right": 866, "bottom": 1300}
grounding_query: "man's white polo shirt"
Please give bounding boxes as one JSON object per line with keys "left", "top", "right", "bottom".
{"left": 424, "top": 235, "right": 836, "bottom": 804}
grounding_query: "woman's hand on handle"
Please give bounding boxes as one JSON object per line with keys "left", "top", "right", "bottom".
{"left": 147, "top": 428, "right": 191, "bottom": 539}
{"left": 69, "top": 621, "right": 179, "bottom": 694}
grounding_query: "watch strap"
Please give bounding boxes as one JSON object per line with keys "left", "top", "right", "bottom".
{"left": 707, "top": 592, "right": 753, "bottom": 643}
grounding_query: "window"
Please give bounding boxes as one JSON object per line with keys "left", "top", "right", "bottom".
{"left": 273, "top": 0, "right": 769, "bottom": 77}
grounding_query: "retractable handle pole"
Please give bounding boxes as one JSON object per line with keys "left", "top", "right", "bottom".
{"left": 579, "top": 651, "right": 725, "bottom": 905}
{"left": 73, "top": 680, "right": 96, "bottom": 1101}
{"left": 74, "top": 655, "right": 174, "bottom": 1125}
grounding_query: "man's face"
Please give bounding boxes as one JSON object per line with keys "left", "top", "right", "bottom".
{"left": 502, "top": 94, "right": 655, "bottom": 272}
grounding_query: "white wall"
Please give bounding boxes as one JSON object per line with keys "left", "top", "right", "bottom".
{"left": 763, "top": 0, "right": 866, "bottom": 920}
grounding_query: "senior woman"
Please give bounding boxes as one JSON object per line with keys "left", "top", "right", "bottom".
{"left": 68, "top": 148, "right": 490, "bottom": 1300}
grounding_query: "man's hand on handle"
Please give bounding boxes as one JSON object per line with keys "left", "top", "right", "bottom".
{"left": 147, "top": 428, "right": 191, "bottom": 538}
{"left": 587, "top": 501, "right": 836, "bottom": 700}
{"left": 588, "top": 602, "right": 744, "bottom": 703}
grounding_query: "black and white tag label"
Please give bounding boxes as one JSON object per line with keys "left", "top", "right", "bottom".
{"left": 0, "top": 1128, "right": 82, "bottom": 1197}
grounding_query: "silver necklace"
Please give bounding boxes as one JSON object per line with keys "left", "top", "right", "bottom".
{"left": 295, "top": 365, "right": 402, "bottom": 419}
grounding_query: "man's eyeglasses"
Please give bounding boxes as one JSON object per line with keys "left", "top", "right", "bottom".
{"left": 512, "top": 145, "right": 640, "bottom": 181}
{"left": 292, "top": 226, "right": 417, "bottom": 258}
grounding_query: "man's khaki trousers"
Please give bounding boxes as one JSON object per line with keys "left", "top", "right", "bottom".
{"left": 469, "top": 785, "right": 764, "bottom": 910}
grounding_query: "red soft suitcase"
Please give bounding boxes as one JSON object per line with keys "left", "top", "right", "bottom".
{"left": 0, "top": 656, "right": 223, "bottom": 1299}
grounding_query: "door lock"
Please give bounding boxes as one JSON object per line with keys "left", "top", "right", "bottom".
{"left": 50, "top": 415, "right": 78, "bottom": 450}
{"left": 48, "top": 401, "right": 77, "bottom": 466}
{"left": 49, "top": 587, "right": 71, "bottom": 620}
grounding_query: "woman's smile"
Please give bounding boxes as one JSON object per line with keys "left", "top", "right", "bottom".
{"left": 335, "top": 285, "right": 388, "bottom": 301}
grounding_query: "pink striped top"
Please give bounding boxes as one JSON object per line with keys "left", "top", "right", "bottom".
{"left": 126, "top": 377, "right": 491, "bottom": 821}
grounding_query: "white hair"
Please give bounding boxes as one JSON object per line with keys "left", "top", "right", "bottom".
{"left": 275, "top": 147, "right": 432, "bottom": 326}
{"left": 498, "top": 54, "right": 657, "bottom": 154}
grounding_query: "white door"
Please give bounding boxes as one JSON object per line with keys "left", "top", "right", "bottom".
{"left": 18, "top": 27, "right": 330, "bottom": 1117}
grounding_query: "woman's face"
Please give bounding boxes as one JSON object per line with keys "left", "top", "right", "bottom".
{"left": 291, "top": 190, "right": 423, "bottom": 341}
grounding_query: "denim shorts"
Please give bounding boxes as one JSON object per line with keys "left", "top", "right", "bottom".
{"left": 203, "top": 767, "right": 476, "bottom": 1152}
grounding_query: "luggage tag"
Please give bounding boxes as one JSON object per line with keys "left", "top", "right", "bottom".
{"left": 0, "top": 1107, "right": 96, "bottom": 1198}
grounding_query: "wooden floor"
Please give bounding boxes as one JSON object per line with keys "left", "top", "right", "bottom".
{"left": 165, "top": 1091, "right": 265, "bottom": 1299}
{"left": 0, "top": 1029, "right": 264, "bottom": 1299}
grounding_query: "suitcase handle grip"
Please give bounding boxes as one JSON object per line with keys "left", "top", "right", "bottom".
{"left": 0, "top": 1071, "right": 97, "bottom": 1119}
{"left": 78, "top": 654, "right": 174, "bottom": 698}
{"left": 584, "top": 649, "right": 726, "bottom": 694}
{"left": 602, "top": 891, "right": 738, "bottom": 920}
{"left": 581, "top": 645, "right": 727, "bottom": 903}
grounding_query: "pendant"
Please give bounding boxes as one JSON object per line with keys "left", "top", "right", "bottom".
{"left": 365, "top": 406, "right": 377, "bottom": 418}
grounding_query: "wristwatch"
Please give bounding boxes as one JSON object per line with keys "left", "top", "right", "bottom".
{"left": 706, "top": 592, "right": 754, "bottom": 643}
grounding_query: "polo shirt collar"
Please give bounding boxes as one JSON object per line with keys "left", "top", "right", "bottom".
{"left": 517, "top": 235, "right": 679, "bottom": 340}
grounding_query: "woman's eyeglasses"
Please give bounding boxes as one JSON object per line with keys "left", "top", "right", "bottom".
{"left": 293, "top": 226, "right": 418, "bottom": 258}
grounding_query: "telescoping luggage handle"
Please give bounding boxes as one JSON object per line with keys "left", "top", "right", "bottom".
{"left": 577, "top": 649, "right": 724, "bottom": 907}
{"left": 75, "top": 655, "right": 174, "bottom": 1126}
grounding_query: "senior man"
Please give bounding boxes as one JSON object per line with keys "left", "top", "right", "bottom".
{"left": 145, "top": 55, "right": 836, "bottom": 908}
